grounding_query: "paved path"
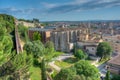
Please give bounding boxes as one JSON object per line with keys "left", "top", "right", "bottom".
{"left": 49, "top": 61, "right": 61, "bottom": 71}
{"left": 98, "top": 63, "right": 107, "bottom": 77}
{"left": 56, "top": 53, "right": 73, "bottom": 61}
{"left": 91, "top": 60, "right": 107, "bottom": 77}
{"left": 15, "top": 21, "right": 23, "bottom": 54}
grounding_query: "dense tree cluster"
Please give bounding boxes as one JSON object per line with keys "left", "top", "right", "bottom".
{"left": 23, "top": 41, "right": 45, "bottom": 58}
{"left": 96, "top": 42, "right": 112, "bottom": 60}
{"left": 18, "top": 23, "right": 28, "bottom": 42}
{"left": 112, "top": 74, "right": 120, "bottom": 80}
{"left": 74, "top": 60, "right": 99, "bottom": 79}
{"left": 0, "top": 14, "right": 14, "bottom": 66}
{"left": 0, "top": 14, "right": 15, "bottom": 33}
{"left": 23, "top": 40, "right": 55, "bottom": 80}
{"left": 54, "top": 60, "right": 100, "bottom": 80}
{"left": 54, "top": 67, "right": 76, "bottom": 80}
{"left": 23, "top": 40, "right": 55, "bottom": 62}
{"left": 0, "top": 14, "right": 32, "bottom": 80}
{"left": 0, "top": 52, "right": 32, "bottom": 80}
{"left": 32, "top": 32, "right": 41, "bottom": 41}
{"left": 18, "top": 18, "right": 40, "bottom": 23}
{"left": 74, "top": 49, "right": 87, "bottom": 60}
{"left": 105, "top": 71, "right": 111, "bottom": 80}
{"left": 18, "top": 19, "right": 33, "bottom": 23}
{"left": 73, "top": 44, "right": 87, "bottom": 60}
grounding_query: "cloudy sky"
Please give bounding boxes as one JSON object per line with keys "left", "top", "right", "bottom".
{"left": 0, "top": 0, "right": 120, "bottom": 21}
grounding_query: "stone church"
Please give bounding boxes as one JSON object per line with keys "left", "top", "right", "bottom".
{"left": 50, "top": 26, "right": 90, "bottom": 52}
{"left": 28, "top": 26, "right": 90, "bottom": 52}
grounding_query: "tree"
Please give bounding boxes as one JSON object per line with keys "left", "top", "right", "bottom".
{"left": 32, "top": 32, "right": 41, "bottom": 41}
{"left": 0, "top": 30, "right": 13, "bottom": 65}
{"left": 0, "top": 25, "right": 7, "bottom": 37}
{"left": 74, "top": 49, "right": 87, "bottom": 60}
{"left": 44, "top": 41, "right": 55, "bottom": 62}
{"left": 41, "top": 58, "right": 47, "bottom": 80}
{"left": 0, "top": 52, "right": 33, "bottom": 80}
{"left": 23, "top": 41, "right": 45, "bottom": 58}
{"left": 53, "top": 62, "right": 99, "bottom": 80}
{"left": 45, "top": 41, "right": 55, "bottom": 62}
{"left": 23, "top": 40, "right": 55, "bottom": 65}
{"left": 72, "top": 75, "right": 84, "bottom": 80}
{"left": 105, "top": 71, "right": 111, "bottom": 80}
{"left": 73, "top": 43, "right": 77, "bottom": 54}
{"left": 18, "top": 24, "right": 28, "bottom": 42}
{"left": 54, "top": 67, "right": 76, "bottom": 80}
{"left": 112, "top": 74, "right": 120, "bottom": 80}
{"left": 74, "top": 60, "right": 100, "bottom": 80}
{"left": 80, "top": 75, "right": 86, "bottom": 80}
{"left": 0, "top": 14, "right": 15, "bottom": 33}
{"left": 0, "top": 14, "right": 33, "bottom": 80}
{"left": 96, "top": 42, "right": 112, "bottom": 60}
{"left": 45, "top": 41, "right": 54, "bottom": 54}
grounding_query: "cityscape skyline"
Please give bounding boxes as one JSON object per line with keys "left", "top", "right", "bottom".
{"left": 0, "top": 0, "right": 120, "bottom": 21}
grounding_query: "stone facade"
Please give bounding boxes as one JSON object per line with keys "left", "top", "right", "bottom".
{"left": 28, "top": 27, "right": 90, "bottom": 52}
{"left": 50, "top": 28, "right": 89, "bottom": 52}
{"left": 28, "top": 28, "right": 51, "bottom": 43}
{"left": 103, "top": 35, "right": 120, "bottom": 54}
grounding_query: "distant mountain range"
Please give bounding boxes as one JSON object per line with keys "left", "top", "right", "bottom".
{"left": 42, "top": 20, "right": 120, "bottom": 23}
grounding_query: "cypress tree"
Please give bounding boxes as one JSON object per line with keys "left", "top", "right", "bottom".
{"left": 105, "top": 70, "right": 111, "bottom": 80}
{"left": 41, "top": 58, "right": 47, "bottom": 80}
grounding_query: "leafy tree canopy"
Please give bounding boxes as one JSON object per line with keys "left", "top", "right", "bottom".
{"left": 45, "top": 41, "right": 54, "bottom": 54}
{"left": 105, "top": 71, "right": 111, "bottom": 80}
{"left": 54, "top": 67, "right": 76, "bottom": 80}
{"left": 0, "top": 14, "right": 15, "bottom": 33}
{"left": 74, "top": 60, "right": 100, "bottom": 80}
{"left": 32, "top": 32, "right": 41, "bottom": 41}
{"left": 23, "top": 41, "right": 45, "bottom": 58}
{"left": 0, "top": 52, "right": 32, "bottom": 80}
{"left": 96, "top": 42, "right": 112, "bottom": 59}
{"left": 74, "top": 49, "right": 87, "bottom": 60}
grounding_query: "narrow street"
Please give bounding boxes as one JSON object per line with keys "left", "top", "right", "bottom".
{"left": 91, "top": 60, "right": 107, "bottom": 77}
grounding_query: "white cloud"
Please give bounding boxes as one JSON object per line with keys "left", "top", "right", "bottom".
{"left": 46, "top": 0, "right": 120, "bottom": 13}
{"left": 42, "top": 2, "right": 57, "bottom": 8}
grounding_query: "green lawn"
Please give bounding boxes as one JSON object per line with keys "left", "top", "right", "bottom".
{"left": 63, "top": 57, "right": 78, "bottom": 64}
{"left": 30, "top": 66, "right": 41, "bottom": 80}
{"left": 96, "top": 58, "right": 110, "bottom": 65}
{"left": 55, "top": 57, "right": 78, "bottom": 68}
{"left": 55, "top": 60, "right": 72, "bottom": 68}
{"left": 53, "top": 51, "right": 64, "bottom": 57}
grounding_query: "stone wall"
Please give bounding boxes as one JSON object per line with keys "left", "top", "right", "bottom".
{"left": 28, "top": 27, "right": 89, "bottom": 52}
{"left": 50, "top": 28, "right": 89, "bottom": 52}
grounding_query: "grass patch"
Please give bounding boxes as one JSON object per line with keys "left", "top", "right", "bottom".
{"left": 97, "top": 58, "right": 109, "bottom": 65}
{"left": 63, "top": 57, "right": 78, "bottom": 64}
{"left": 30, "top": 66, "right": 41, "bottom": 80}
{"left": 55, "top": 57, "right": 79, "bottom": 68}
{"left": 55, "top": 60, "right": 72, "bottom": 68}
{"left": 53, "top": 51, "right": 64, "bottom": 58}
